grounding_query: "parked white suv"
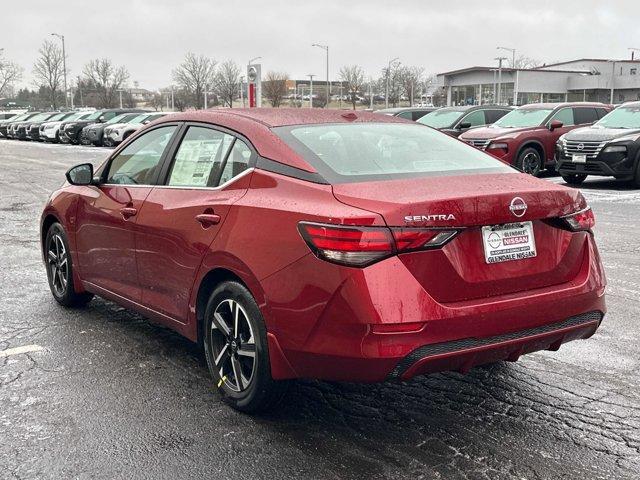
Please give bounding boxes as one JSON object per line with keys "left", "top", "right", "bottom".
{"left": 41, "top": 111, "right": 93, "bottom": 143}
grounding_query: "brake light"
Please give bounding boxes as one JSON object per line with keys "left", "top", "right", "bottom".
{"left": 562, "top": 207, "right": 595, "bottom": 231}
{"left": 298, "top": 222, "right": 394, "bottom": 267}
{"left": 298, "top": 222, "right": 458, "bottom": 267}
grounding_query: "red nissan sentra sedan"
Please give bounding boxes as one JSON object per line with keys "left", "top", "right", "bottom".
{"left": 40, "top": 108, "right": 606, "bottom": 412}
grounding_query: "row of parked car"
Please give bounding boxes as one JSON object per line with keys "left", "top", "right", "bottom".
{"left": 378, "top": 101, "right": 640, "bottom": 186}
{"left": 0, "top": 108, "right": 167, "bottom": 147}
{"left": 2, "top": 101, "right": 639, "bottom": 185}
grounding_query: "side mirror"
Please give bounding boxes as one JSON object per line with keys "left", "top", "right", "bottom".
{"left": 66, "top": 163, "right": 94, "bottom": 186}
{"left": 549, "top": 120, "right": 563, "bottom": 130}
{"left": 458, "top": 121, "right": 472, "bottom": 130}
{"left": 98, "top": 115, "right": 106, "bottom": 122}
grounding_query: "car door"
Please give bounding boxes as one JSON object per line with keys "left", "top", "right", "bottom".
{"left": 74, "top": 124, "right": 179, "bottom": 300}
{"left": 134, "top": 124, "right": 254, "bottom": 323}
{"left": 544, "top": 107, "right": 575, "bottom": 162}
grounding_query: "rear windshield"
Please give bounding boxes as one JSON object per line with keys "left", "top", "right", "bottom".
{"left": 595, "top": 105, "right": 640, "bottom": 129}
{"left": 494, "top": 108, "right": 552, "bottom": 128}
{"left": 273, "top": 123, "right": 512, "bottom": 183}
{"left": 417, "top": 109, "right": 465, "bottom": 128}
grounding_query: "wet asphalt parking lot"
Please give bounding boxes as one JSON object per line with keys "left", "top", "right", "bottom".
{"left": 0, "top": 139, "right": 639, "bottom": 480}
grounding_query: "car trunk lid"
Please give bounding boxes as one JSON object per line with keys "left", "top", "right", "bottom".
{"left": 332, "top": 171, "right": 589, "bottom": 302}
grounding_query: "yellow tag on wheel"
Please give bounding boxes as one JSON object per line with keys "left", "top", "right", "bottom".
{"left": 217, "top": 376, "right": 227, "bottom": 388}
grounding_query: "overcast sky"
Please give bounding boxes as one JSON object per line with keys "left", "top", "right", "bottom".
{"left": 3, "top": 0, "right": 638, "bottom": 90}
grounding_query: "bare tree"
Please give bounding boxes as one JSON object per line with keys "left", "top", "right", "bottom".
{"left": 512, "top": 55, "right": 540, "bottom": 69}
{"left": 381, "top": 61, "right": 403, "bottom": 107}
{"left": 148, "top": 92, "right": 164, "bottom": 111}
{"left": 213, "top": 60, "right": 240, "bottom": 108}
{"left": 32, "top": 40, "right": 65, "bottom": 108}
{"left": 339, "top": 65, "right": 365, "bottom": 110}
{"left": 400, "top": 66, "right": 424, "bottom": 106}
{"left": 82, "top": 58, "right": 130, "bottom": 108}
{"left": 0, "top": 54, "right": 24, "bottom": 97}
{"left": 172, "top": 52, "right": 217, "bottom": 109}
{"left": 263, "top": 71, "right": 289, "bottom": 107}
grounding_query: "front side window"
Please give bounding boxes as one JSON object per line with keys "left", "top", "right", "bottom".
{"left": 167, "top": 126, "right": 235, "bottom": 187}
{"left": 106, "top": 126, "right": 177, "bottom": 185}
{"left": 459, "top": 110, "right": 485, "bottom": 127}
{"left": 549, "top": 108, "right": 574, "bottom": 126}
{"left": 274, "top": 123, "right": 512, "bottom": 184}
{"left": 397, "top": 111, "right": 413, "bottom": 120}
{"left": 494, "top": 108, "right": 553, "bottom": 128}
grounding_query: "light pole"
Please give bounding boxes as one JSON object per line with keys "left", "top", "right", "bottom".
{"left": 385, "top": 57, "right": 399, "bottom": 108}
{"left": 117, "top": 89, "right": 124, "bottom": 108}
{"left": 497, "top": 46, "right": 516, "bottom": 68}
{"left": 307, "top": 74, "right": 315, "bottom": 108}
{"left": 629, "top": 48, "right": 640, "bottom": 60}
{"left": 51, "top": 33, "right": 68, "bottom": 108}
{"left": 312, "top": 44, "right": 329, "bottom": 108}
{"left": 240, "top": 75, "right": 245, "bottom": 107}
{"left": 494, "top": 57, "right": 507, "bottom": 105}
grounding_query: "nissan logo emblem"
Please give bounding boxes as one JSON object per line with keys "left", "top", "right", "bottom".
{"left": 577, "top": 143, "right": 584, "bottom": 151}
{"left": 509, "top": 197, "right": 527, "bottom": 217}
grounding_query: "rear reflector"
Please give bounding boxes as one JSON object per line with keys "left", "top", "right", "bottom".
{"left": 298, "top": 222, "right": 458, "bottom": 267}
{"left": 561, "top": 207, "right": 595, "bottom": 231}
{"left": 372, "top": 322, "right": 425, "bottom": 334}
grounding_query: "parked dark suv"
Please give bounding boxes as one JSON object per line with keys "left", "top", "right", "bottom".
{"left": 376, "top": 106, "right": 439, "bottom": 121}
{"left": 459, "top": 102, "right": 611, "bottom": 175}
{"left": 557, "top": 102, "right": 640, "bottom": 186}
{"left": 59, "top": 109, "right": 147, "bottom": 145}
{"left": 417, "top": 105, "right": 512, "bottom": 137}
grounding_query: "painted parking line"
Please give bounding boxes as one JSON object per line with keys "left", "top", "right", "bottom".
{"left": 0, "top": 345, "right": 44, "bottom": 358}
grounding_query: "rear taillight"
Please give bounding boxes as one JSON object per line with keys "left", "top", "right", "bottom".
{"left": 298, "top": 222, "right": 458, "bottom": 267}
{"left": 561, "top": 207, "right": 595, "bottom": 231}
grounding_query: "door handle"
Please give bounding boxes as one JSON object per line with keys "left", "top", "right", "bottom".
{"left": 120, "top": 207, "right": 138, "bottom": 219}
{"left": 196, "top": 213, "right": 221, "bottom": 228}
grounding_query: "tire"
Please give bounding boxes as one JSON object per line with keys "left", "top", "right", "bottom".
{"left": 203, "top": 281, "right": 289, "bottom": 413}
{"left": 516, "top": 147, "right": 543, "bottom": 176}
{"left": 561, "top": 173, "right": 587, "bottom": 186}
{"left": 45, "top": 223, "right": 93, "bottom": 307}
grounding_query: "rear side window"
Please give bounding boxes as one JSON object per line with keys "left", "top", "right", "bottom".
{"left": 459, "top": 110, "right": 485, "bottom": 127}
{"left": 412, "top": 111, "right": 430, "bottom": 121}
{"left": 573, "top": 107, "right": 599, "bottom": 125}
{"left": 218, "top": 139, "right": 252, "bottom": 185}
{"left": 274, "top": 123, "right": 512, "bottom": 184}
{"left": 485, "top": 109, "right": 509, "bottom": 124}
{"left": 396, "top": 111, "right": 413, "bottom": 120}
{"left": 167, "top": 126, "right": 235, "bottom": 187}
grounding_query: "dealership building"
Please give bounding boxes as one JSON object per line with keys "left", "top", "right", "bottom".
{"left": 436, "top": 58, "right": 640, "bottom": 106}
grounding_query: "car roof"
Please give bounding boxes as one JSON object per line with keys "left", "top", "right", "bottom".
{"left": 152, "top": 108, "right": 409, "bottom": 173}
{"left": 164, "top": 108, "right": 409, "bottom": 128}
{"left": 519, "top": 102, "right": 609, "bottom": 110}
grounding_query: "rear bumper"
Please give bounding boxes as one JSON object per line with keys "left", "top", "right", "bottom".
{"left": 388, "top": 310, "right": 601, "bottom": 380}
{"left": 264, "top": 233, "right": 606, "bottom": 382}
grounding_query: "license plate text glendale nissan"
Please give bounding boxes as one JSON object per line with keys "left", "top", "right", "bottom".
{"left": 40, "top": 109, "right": 606, "bottom": 413}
